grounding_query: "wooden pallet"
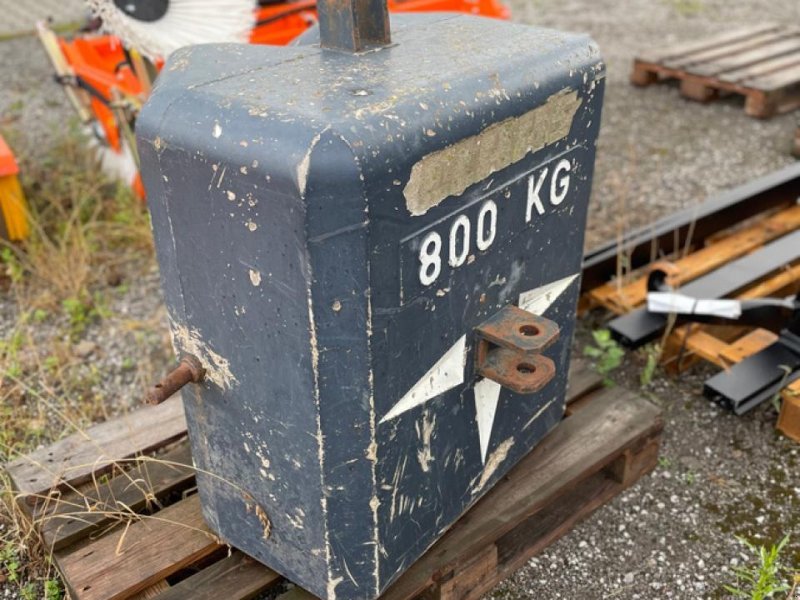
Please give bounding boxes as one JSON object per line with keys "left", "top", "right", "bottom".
{"left": 3, "top": 363, "right": 662, "bottom": 600}
{"left": 631, "top": 23, "right": 800, "bottom": 118}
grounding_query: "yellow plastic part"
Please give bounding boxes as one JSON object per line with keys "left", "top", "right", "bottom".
{"left": 0, "top": 173, "right": 30, "bottom": 241}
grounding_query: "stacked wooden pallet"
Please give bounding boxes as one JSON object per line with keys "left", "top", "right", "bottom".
{"left": 631, "top": 23, "right": 800, "bottom": 118}
{"left": 3, "top": 363, "right": 662, "bottom": 600}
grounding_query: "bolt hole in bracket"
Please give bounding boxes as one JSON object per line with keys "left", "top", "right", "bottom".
{"left": 475, "top": 305, "right": 560, "bottom": 394}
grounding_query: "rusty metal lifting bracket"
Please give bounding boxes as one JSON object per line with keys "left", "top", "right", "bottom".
{"left": 475, "top": 305, "right": 560, "bottom": 394}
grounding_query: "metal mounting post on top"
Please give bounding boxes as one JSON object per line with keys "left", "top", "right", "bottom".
{"left": 317, "top": 0, "right": 391, "bottom": 52}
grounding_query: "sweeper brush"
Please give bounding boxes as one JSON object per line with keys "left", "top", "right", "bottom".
{"left": 85, "top": 0, "right": 256, "bottom": 60}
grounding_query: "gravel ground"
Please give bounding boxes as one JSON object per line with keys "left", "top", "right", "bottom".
{"left": 0, "top": 35, "right": 78, "bottom": 160}
{"left": 1, "top": 1, "right": 799, "bottom": 598}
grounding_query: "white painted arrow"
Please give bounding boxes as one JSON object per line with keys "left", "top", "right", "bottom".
{"left": 474, "top": 378, "right": 502, "bottom": 463}
{"left": 380, "top": 335, "right": 467, "bottom": 423}
{"left": 518, "top": 273, "right": 579, "bottom": 315}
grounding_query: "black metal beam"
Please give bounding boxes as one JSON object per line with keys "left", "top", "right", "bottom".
{"left": 317, "top": 0, "right": 391, "bottom": 52}
{"left": 581, "top": 162, "right": 800, "bottom": 293}
{"left": 704, "top": 327, "right": 800, "bottom": 414}
{"left": 608, "top": 229, "right": 800, "bottom": 347}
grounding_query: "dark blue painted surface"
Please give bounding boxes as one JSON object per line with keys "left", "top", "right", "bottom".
{"left": 138, "top": 13, "right": 604, "bottom": 599}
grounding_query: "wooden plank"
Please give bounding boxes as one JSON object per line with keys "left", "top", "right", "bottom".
{"left": 747, "top": 61, "right": 800, "bottom": 90}
{"left": 382, "top": 388, "right": 663, "bottom": 600}
{"left": 565, "top": 360, "right": 603, "bottom": 405}
{"left": 5, "top": 395, "right": 187, "bottom": 501}
{"left": 794, "top": 124, "right": 800, "bottom": 158}
{"left": 130, "top": 582, "right": 170, "bottom": 600}
{"left": 588, "top": 204, "right": 800, "bottom": 313}
{"left": 718, "top": 328, "right": 779, "bottom": 364}
{"left": 665, "top": 29, "right": 799, "bottom": 71}
{"left": 39, "top": 442, "right": 195, "bottom": 551}
{"left": 276, "top": 588, "right": 316, "bottom": 600}
{"left": 687, "top": 35, "right": 800, "bottom": 77}
{"left": 437, "top": 545, "right": 498, "bottom": 600}
{"left": 55, "top": 494, "right": 221, "bottom": 600}
{"left": 638, "top": 23, "right": 780, "bottom": 63}
{"left": 777, "top": 380, "right": 800, "bottom": 442}
{"left": 680, "top": 78, "right": 718, "bottom": 102}
{"left": 719, "top": 50, "right": 800, "bottom": 83}
{"left": 152, "top": 552, "right": 282, "bottom": 600}
{"left": 678, "top": 328, "right": 776, "bottom": 370}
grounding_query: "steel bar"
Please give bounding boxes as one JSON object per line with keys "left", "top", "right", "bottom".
{"left": 317, "top": 0, "right": 391, "bottom": 52}
{"left": 608, "top": 229, "right": 800, "bottom": 347}
{"left": 581, "top": 162, "right": 800, "bottom": 293}
{"left": 704, "top": 328, "right": 800, "bottom": 414}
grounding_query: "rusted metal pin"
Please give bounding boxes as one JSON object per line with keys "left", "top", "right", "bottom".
{"left": 145, "top": 355, "right": 205, "bottom": 405}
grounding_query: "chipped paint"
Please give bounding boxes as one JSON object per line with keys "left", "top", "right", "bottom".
{"left": 297, "top": 127, "right": 329, "bottom": 197}
{"left": 476, "top": 436, "right": 514, "bottom": 490}
{"left": 404, "top": 90, "right": 582, "bottom": 216}
{"left": 416, "top": 410, "right": 436, "bottom": 472}
{"left": 523, "top": 397, "right": 557, "bottom": 430}
{"left": 170, "top": 322, "right": 237, "bottom": 390}
{"left": 249, "top": 269, "right": 262, "bottom": 286}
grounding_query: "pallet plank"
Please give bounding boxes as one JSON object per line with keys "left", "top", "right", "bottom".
{"left": 638, "top": 23, "right": 780, "bottom": 64}
{"left": 719, "top": 50, "right": 800, "bottom": 83}
{"left": 55, "top": 493, "right": 221, "bottom": 600}
{"left": 664, "top": 29, "right": 799, "bottom": 70}
{"left": 6, "top": 395, "right": 186, "bottom": 501}
{"left": 718, "top": 329, "right": 779, "bottom": 365}
{"left": 685, "top": 35, "right": 800, "bottom": 76}
{"left": 748, "top": 61, "right": 800, "bottom": 90}
{"left": 381, "top": 388, "right": 662, "bottom": 600}
{"left": 565, "top": 361, "right": 603, "bottom": 404}
{"left": 152, "top": 552, "right": 282, "bottom": 600}
{"left": 38, "top": 442, "right": 195, "bottom": 551}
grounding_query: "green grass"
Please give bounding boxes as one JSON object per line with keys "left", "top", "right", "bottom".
{"left": 0, "top": 126, "right": 168, "bottom": 593}
{"left": 725, "top": 535, "right": 794, "bottom": 599}
{"left": 583, "top": 329, "right": 625, "bottom": 384}
{"left": 662, "top": 0, "right": 705, "bottom": 16}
